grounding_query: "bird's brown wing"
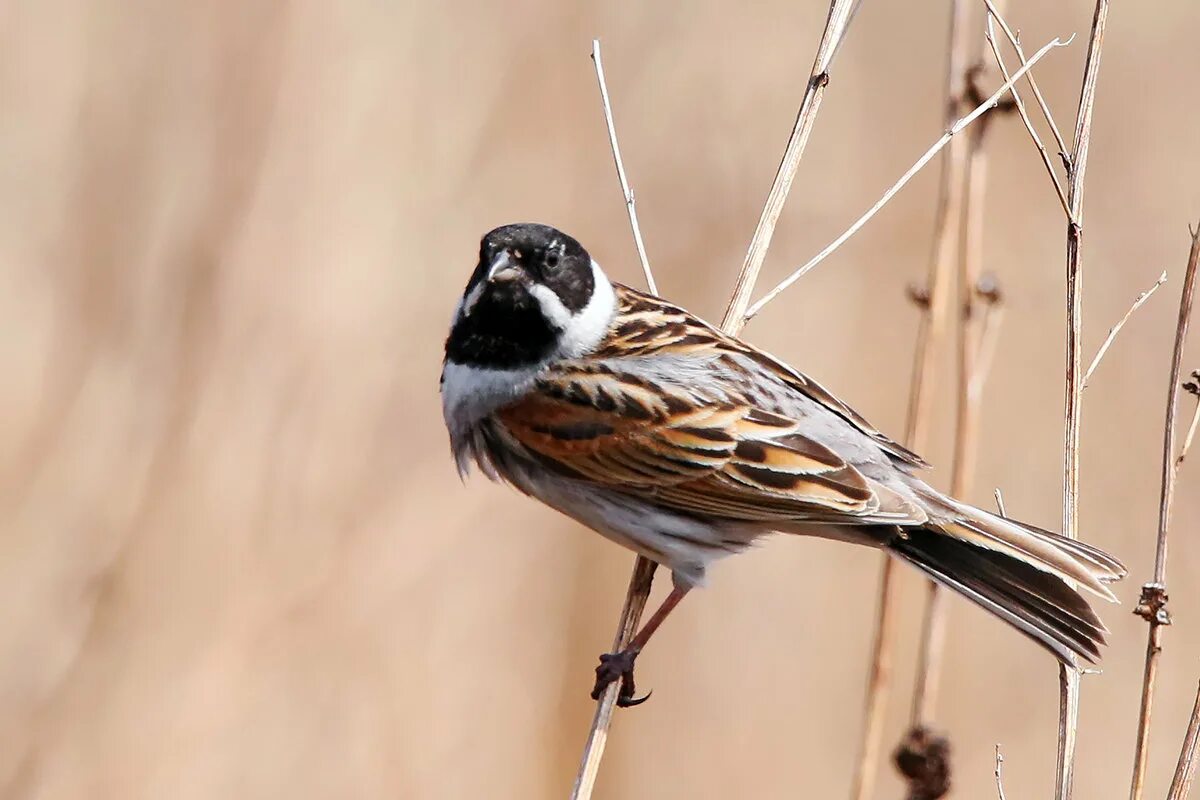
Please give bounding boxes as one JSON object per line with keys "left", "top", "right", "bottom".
{"left": 594, "top": 284, "right": 930, "bottom": 470}
{"left": 494, "top": 362, "right": 925, "bottom": 526}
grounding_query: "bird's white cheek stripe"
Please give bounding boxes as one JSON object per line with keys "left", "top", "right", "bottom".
{"left": 527, "top": 284, "right": 572, "bottom": 330}
{"left": 459, "top": 282, "right": 485, "bottom": 319}
{"left": 553, "top": 259, "right": 616, "bottom": 359}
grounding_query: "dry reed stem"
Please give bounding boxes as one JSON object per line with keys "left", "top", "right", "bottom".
{"left": 1178, "top": 378, "right": 1200, "bottom": 467}
{"left": 907, "top": 2, "right": 1058, "bottom": 752}
{"left": 570, "top": 557, "right": 657, "bottom": 799}
{"left": 850, "top": 557, "right": 901, "bottom": 800}
{"left": 591, "top": 40, "right": 657, "bottom": 295}
{"left": 973, "top": 299, "right": 1005, "bottom": 398}
{"left": 980, "top": 0, "right": 1071, "bottom": 169}
{"left": 994, "top": 745, "right": 1008, "bottom": 800}
{"left": 571, "top": 42, "right": 664, "bottom": 799}
{"left": 1128, "top": 227, "right": 1200, "bottom": 800}
{"left": 1083, "top": 270, "right": 1169, "bottom": 388}
{"left": 1167, "top": 676, "right": 1200, "bottom": 800}
{"left": 1056, "top": 3, "right": 1108, "bottom": 798}
{"left": 982, "top": 11, "right": 1070, "bottom": 217}
{"left": 573, "top": 5, "right": 857, "bottom": 796}
{"left": 849, "top": 3, "right": 971, "bottom": 795}
{"left": 722, "top": 0, "right": 856, "bottom": 326}
{"left": 744, "top": 34, "right": 1069, "bottom": 320}
{"left": 910, "top": 12, "right": 1017, "bottom": 720}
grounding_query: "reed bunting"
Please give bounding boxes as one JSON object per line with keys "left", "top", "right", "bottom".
{"left": 441, "top": 223, "right": 1126, "bottom": 706}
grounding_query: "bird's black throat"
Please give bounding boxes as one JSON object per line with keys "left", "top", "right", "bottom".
{"left": 444, "top": 282, "right": 559, "bottom": 369}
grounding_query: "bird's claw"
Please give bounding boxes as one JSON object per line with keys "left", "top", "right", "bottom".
{"left": 591, "top": 648, "right": 651, "bottom": 707}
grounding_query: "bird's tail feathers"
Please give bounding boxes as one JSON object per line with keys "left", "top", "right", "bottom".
{"left": 889, "top": 490, "right": 1127, "bottom": 664}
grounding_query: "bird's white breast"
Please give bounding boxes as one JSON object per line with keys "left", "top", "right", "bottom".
{"left": 440, "top": 360, "right": 540, "bottom": 440}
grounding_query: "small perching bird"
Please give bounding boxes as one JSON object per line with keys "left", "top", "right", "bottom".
{"left": 441, "top": 223, "right": 1126, "bottom": 706}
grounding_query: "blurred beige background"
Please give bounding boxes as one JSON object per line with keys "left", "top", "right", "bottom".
{"left": 2, "top": 1, "right": 1199, "bottom": 798}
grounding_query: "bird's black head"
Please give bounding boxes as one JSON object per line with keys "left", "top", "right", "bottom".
{"left": 445, "top": 223, "right": 606, "bottom": 369}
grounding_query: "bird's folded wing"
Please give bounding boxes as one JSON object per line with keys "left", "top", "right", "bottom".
{"left": 495, "top": 366, "right": 925, "bottom": 525}
{"left": 596, "top": 284, "right": 930, "bottom": 470}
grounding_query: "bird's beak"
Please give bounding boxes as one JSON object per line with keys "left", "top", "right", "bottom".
{"left": 460, "top": 251, "right": 525, "bottom": 319}
{"left": 485, "top": 251, "right": 523, "bottom": 284}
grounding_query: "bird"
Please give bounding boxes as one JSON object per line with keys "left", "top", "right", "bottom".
{"left": 441, "top": 222, "right": 1127, "bottom": 707}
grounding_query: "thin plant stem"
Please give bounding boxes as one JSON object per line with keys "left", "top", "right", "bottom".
{"left": 1083, "top": 271, "right": 1168, "bottom": 388}
{"left": 570, "top": 558, "right": 657, "bottom": 799}
{"left": 1128, "top": 227, "right": 1200, "bottom": 800}
{"left": 995, "top": 745, "right": 1009, "bottom": 800}
{"left": 1177, "top": 382, "right": 1200, "bottom": 467}
{"left": 591, "top": 40, "right": 657, "bottom": 295}
{"left": 573, "top": 42, "right": 667, "bottom": 799}
{"left": 910, "top": 0, "right": 1015, "bottom": 734}
{"left": 980, "top": 0, "right": 1071, "bottom": 167}
{"left": 1167, "top": 676, "right": 1200, "bottom": 800}
{"left": 1057, "top": 3, "right": 1109, "bottom": 798}
{"left": 850, "top": 556, "right": 901, "bottom": 800}
{"left": 722, "top": 0, "right": 856, "bottom": 326}
{"left": 744, "top": 34, "right": 1070, "bottom": 321}
{"left": 982, "top": 10, "right": 1070, "bottom": 217}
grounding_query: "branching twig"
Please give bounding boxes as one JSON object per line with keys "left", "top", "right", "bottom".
{"left": 1055, "top": 4, "right": 1108, "bottom": 798}
{"left": 1167, "top": 676, "right": 1200, "bottom": 800}
{"left": 1083, "top": 270, "right": 1168, "bottom": 388}
{"left": 744, "top": 34, "right": 1070, "bottom": 321}
{"left": 1128, "top": 226, "right": 1200, "bottom": 800}
{"left": 982, "top": 11, "right": 1070, "bottom": 217}
{"left": 722, "top": 0, "right": 856, "bottom": 325}
{"left": 980, "top": 0, "right": 1071, "bottom": 170}
{"left": 591, "top": 40, "right": 657, "bottom": 295}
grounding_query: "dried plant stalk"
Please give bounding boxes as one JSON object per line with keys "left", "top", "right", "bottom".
{"left": 1083, "top": 271, "right": 1168, "bottom": 388}
{"left": 910, "top": 11, "right": 1016, "bottom": 729}
{"left": 1167, "top": 676, "right": 1200, "bottom": 800}
{"left": 982, "top": 9, "right": 1068, "bottom": 215}
{"left": 591, "top": 40, "right": 657, "bottom": 295}
{"left": 995, "top": 745, "right": 1009, "bottom": 800}
{"left": 571, "top": 557, "right": 657, "bottom": 800}
{"left": 849, "top": 2, "right": 969, "bottom": 794}
{"left": 1128, "top": 227, "right": 1200, "bottom": 800}
{"left": 1178, "top": 380, "right": 1200, "bottom": 467}
{"left": 722, "top": 0, "right": 855, "bottom": 326}
{"left": 1056, "top": 2, "right": 1109, "bottom": 798}
{"left": 745, "top": 34, "right": 1068, "bottom": 320}
{"left": 571, "top": 41, "right": 664, "bottom": 799}
{"left": 572, "top": 3, "right": 856, "bottom": 796}
{"left": 981, "top": 0, "right": 1071, "bottom": 170}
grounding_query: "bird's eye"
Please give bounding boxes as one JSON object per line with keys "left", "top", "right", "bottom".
{"left": 545, "top": 252, "right": 560, "bottom": 269}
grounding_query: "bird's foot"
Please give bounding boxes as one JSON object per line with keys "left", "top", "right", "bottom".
{"left": 590, "top": 648, "right": 650, "bottom": 707}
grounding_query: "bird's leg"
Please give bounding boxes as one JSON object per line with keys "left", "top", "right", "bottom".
{"left": 591, "top": 584, "right": 690, "bottom": 707}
